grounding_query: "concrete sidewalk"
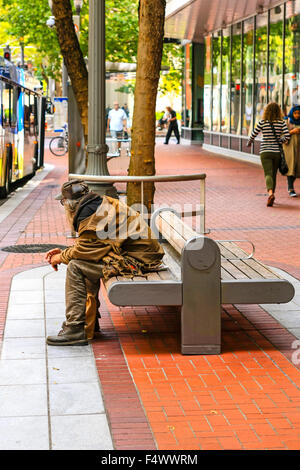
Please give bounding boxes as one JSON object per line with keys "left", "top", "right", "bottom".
{"left": 0, "top": 264, "right": 113, "bottom": 450}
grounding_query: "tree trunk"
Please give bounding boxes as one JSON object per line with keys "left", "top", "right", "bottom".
{"left": 127, "top": 0, "right": 166, "bottom": 212}
{"left": 51, "top": 0, "right": 88, "bottom": 142}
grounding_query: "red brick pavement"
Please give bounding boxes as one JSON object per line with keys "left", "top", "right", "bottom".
{"left": 1, "top": 142, "right": 300, "bottom": 450}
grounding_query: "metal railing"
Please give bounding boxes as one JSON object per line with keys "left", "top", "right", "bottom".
{"left": 68, "top": 173, "right": 207, "bottom": 234}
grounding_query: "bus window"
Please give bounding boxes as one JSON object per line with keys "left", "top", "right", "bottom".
{"left": 11, "top": 85, "right": 18, "bottom": 129}
{"left": 24, "top": 92, "right": 30, "bottom": 133}
{"left": 0, "top": 82, "right": 3, "bottom": 127}
{"left": 3, "top": 87, "right": 10, "bottom": 127}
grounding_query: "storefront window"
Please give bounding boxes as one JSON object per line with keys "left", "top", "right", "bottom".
{"left": 242, "top": 18, "right": 254, "bottom": 136}
{"left": 285, "top": 0, "right": 300, "bottom": 116}
{"left": 201, "top": 1, "right": 291, "bottom": 152}
{"left": 269, "top": 6, "right": 284, "bottom": 107}
{"left": 254, "top": 11, "right": 268, "bottom": 125}
{"left": 221, "top": 27, "right": 231, "bottom": 133}
{"left": 204, "top": 36, "right": 212, "bottom": 130}
{"left": 231, "top": 23, "right": 242, "bottom": 134}
{"left": 184, "top": 43, "right": 192, "bottom": 128}
{"left": 212, "top": 32, "right": 221, "bottom": 131}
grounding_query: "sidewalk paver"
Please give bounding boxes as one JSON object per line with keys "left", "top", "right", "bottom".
{"left": 0, "top": 265, "right": 113, "bottom": 450}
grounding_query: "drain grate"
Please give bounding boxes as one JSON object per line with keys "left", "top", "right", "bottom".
{"left": 1, "top": 244, "right": 68, "bottom": 253}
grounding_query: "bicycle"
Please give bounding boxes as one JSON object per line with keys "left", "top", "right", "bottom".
{"left": 49, "top": 124, "right": 68, "bottom": 156}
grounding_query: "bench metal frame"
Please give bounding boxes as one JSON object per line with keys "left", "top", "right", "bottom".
{"left": 106, "top": 208, "right": 295, "bottom": 356}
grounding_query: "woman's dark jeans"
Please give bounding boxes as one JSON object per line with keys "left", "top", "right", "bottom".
{"left": 287, "top": 175, "right": 296, "bottom": 191}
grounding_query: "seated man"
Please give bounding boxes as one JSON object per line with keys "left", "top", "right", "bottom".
{"left": 45, "top": 179, "right": 164, "bottom": 346}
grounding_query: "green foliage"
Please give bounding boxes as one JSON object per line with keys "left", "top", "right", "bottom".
{"left": 0, "top": 0, "right": 182, "bottom": 94}
{"left": 77, "top": 0, "right": 139, "bottom": 62}
{"left": 1, "top": 0, "right": 61, "bottom": 78}
{"left": 115, "top": 82, "right": 135, "bottom": 95}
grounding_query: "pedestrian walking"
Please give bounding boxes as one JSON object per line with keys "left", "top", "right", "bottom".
{"left": 164, "top": 106, "right": 180, "bottom": 145}
{"left": 247, "top": 102, "right": 290, "bottom": 207}
{"left": 283, "top": 105, "right": 300, "bottom": 197}
{"left": 107, "top": 102, "right": 128, "bottom": 154}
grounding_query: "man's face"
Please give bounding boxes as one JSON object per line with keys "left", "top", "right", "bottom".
{"left": 293, "top": 109, "right": 300, "bottom": 120}
{"left": 114, "top": 103, "right": 119, "bottom": 110}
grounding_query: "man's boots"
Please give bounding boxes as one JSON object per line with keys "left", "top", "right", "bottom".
{"left": 46, "top": 323, "right": 88, "bottom": 346}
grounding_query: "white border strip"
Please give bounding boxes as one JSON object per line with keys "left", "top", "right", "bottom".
{"left": 202, "top": 143, "right": 261, "bottom": 167}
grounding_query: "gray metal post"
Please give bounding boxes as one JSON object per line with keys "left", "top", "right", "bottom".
{"left": 181, "top": 237, "right": 221, "bottom": 355}
{"left": 62, "top": 60, "right": 68, "bottom": 97}
{"left": 86, "top": 0, "right": 117, "bottom": 197}
{"left": 20, "top": 41, "right": 25, "bottom": 68}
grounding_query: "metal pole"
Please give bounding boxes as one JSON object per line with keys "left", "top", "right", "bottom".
{"left": 20, "top": 41, "right": 25, "bottom": 68}
{"left": 85, "top": 0, "right": 117, "bottom": 197}
{"left": 62, "top": 59, "right": 68, "bottom": 97}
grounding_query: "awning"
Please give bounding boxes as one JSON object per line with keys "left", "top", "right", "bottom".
{"left": 165, "top": 0, "right": 285, "bottom": 42}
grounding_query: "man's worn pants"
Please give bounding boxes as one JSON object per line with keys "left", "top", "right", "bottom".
{"left": 65, "top": 259, "right": 103, "bottom": 328}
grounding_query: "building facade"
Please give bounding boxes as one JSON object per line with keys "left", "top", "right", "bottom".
{"left": 165, "top": 0, "right": 300, "bottom": 157}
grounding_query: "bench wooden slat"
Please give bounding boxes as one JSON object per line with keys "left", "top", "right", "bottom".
{"left": 157, "top": 269, "right": 174, "bottom": 281}
{"left": 219, "top": 245, "right": 265, "bottom": 279}
{"left": 160, "top": 211, "right": 195, "bottom": 242}
{"left": 117, "top": 276, "right": 131, "bottom": 282}
{"left": 162, "top": 243, "right": 182, "bottom": 280}
{"left": 156, "top": 216, "right": 185, "bottom": 255}
{"left": 221, "top": 267, "right": 235, "bottom": 280}
{"left": 146, "top": 272, "right": 162, "bottom": 281}
{"left": 221, "top": 260, "right": 249, "bottom": 279}
{"left": 219, "top": 241, "right": 281, "bottom": 279}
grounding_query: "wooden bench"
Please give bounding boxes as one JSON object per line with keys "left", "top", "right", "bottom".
{"left": 103, "top": 208, "right": 295, "bottom": 355}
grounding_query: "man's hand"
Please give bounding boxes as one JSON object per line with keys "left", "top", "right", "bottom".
{"left": 45, "top": 248, "right": 62, "bottom": 271}
{"left": 246, "top": 141, "right": 252, "bottom": 148}
{"left": 45, "top": 248, "right": 62, "bottom": 263}
{"left": 50, "top": 253, "right": 62, "bottom": 271}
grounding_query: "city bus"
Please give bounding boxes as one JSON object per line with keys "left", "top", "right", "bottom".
{"left": 0, "top": 56, "right": 45, "bottom": 198}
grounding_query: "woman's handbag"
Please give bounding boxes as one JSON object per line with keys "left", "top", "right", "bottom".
{"left": 269, "top": 122, "right": 289, "bottom": 175}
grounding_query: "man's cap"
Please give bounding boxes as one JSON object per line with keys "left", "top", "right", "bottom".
{"left": 55, "top": 179, "right": 90, "bottom": 201}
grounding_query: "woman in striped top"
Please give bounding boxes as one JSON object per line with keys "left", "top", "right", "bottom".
{"left": 247, "top": 102, "right": 290, "bottom": 207}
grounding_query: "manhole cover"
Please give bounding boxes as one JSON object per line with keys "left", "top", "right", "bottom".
{"left": 1, "top": 244, "right": 68, "bottom": 253}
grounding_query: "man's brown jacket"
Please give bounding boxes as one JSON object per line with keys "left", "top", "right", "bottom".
{"left": 60, "top": 195, "right": 164, "bottom": 279}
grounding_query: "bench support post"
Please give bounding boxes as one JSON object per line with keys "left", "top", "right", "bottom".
{"left": 181, "top": 237, "right": 221, "bottom": 355}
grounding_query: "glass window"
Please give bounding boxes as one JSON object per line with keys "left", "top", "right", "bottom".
{"left": 285, "top": 0, "right": 300, "bottom": 116}
{"left": 204, "top": 36, "right": 212, "bottom": 131}
{"left": 269, "top": 6, "right": 284, "bottom": 107}
{"left": 0, "top": 82, "right": 3, "bottom": 128}
{"left": 231, "top": 23, "right": 242, "bottom": 134}
{"left": 254, "top": 11, "right": 268, "bottom": 125}
{"left": 242, "top": 18, "right": 254, "bottom": 136}
{"left": 212, "top": 32, "right": 221, "bottom": 131}
{"left": 221, "top": 27, "right": 231, "bottom": 133}
{"left": 184, "top": 43, "right": 192, "bottom": 128}
{"left": 24, "top": 92, "right": 30, "bottom": 133}
{"left": 11, "top": 85, "right": 18, "bottom": 129}
{"left": 2, "top": 86, "right": 11, "bottom": 127}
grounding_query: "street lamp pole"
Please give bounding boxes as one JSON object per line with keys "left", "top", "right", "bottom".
{"left": 85, "top": 0, "right": 117, "bottom": 197}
